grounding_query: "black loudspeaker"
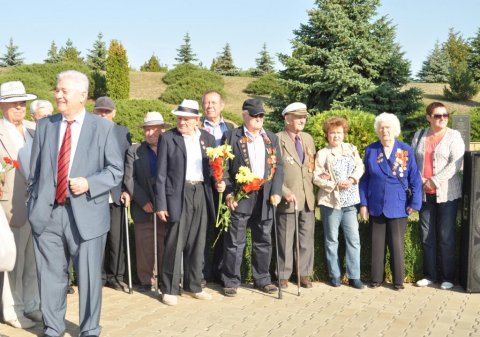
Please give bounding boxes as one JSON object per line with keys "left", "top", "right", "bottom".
{"left": 460, "top": 151, "right": 480, "bottom": 292}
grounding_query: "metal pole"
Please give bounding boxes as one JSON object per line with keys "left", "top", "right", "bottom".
{"left": 294, "top": 200, "right": 301, "bottom": 296}
{"left": 124, "top": 206, "right": 133, "bottom": 294}
{"left": 153, "top": 211, "right": 159, "bottom": 294}
{"left": 272, "top": 205, "right": 282, "bottom": 299}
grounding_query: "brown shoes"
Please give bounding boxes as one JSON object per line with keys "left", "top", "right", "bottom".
{"left": 277, "top": 279, "right": 289, "bottom": 289}
{"left": 255, "top": 283, "right": 278, "bottom": 294}
{"left": 300, "top": 276, "right": 312, "bottom": 288}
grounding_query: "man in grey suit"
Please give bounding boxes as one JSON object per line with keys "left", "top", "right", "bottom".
{"left": 93, "top": 96, "right": 132, "bottom": 292}
{"left": 28, "top": 70, "right": 123, "bottom": 337}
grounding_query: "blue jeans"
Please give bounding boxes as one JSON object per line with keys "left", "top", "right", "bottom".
{"left": 320, "top": 205, "right": 361, "bottom": 279}
{"left": 419, "top": 194, "right": 458, "bottom": 283}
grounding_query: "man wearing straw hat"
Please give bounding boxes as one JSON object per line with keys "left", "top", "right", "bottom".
{"left": 155, "top": 99, "right": 224, "bottom": 306}
{"left": 123, "top": 111, "right": 171, "bottom": 292}
{"left": 0, "top": 80, "right": 41, "bottom": 329}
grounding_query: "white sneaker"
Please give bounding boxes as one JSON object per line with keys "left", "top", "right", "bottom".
{"left": 25, "top": 310, "right": 43, "bottom": 322}
{"left": 416, "top": 278, "right": 433, "bottom": 287}
{"left": 5, "top": 316, "right": 36, "bottom": 329}
{"left": 192, "top": 291, "right": 212, "bottom": 300}
{"left": 162, "top": 294, "right": 178, "bottom": 306}
{"left": 440, "top": 281, "right": 454, "bottom": 290}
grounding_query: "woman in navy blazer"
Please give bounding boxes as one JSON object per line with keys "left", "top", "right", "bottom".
{"left": 359, "top": 113, "right": 422, "bottom": 290}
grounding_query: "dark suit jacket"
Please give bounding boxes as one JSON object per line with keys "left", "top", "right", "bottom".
{"left": 123, "top": 141, "right": 155, "bottom": 223}
{"left": 111, "top": 124, "right": 131, "bottom": 205}
{"left": 28, "top": 112, "right": 124, "bottom": 240}
{"left": 222, "top": 126, "right": 284, "bottom": 220}
{"left": 359, "top": 140, "right": 422, "bottom": 218}
{"left": 155, "top": 128, "right": 216, "bottom": 223}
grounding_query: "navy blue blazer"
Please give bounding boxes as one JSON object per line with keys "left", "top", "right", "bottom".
{"left": 359, "top": 140, "right": 422, "bottom": 218}
{"left": 222, "top": 127, "right": 284, "bottom": 220}
{"left": 155, "top": 128, "right": 216, "bottom": 223}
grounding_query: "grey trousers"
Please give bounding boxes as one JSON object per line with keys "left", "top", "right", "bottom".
{"left": 276, "top": 208, "right": 315, "bottom": 279}
{"left": 33, "top": 205, "right": 106, "bottom": 337}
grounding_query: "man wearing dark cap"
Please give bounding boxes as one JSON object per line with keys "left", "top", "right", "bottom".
{"left": 276, "top": 102, "right": 316, "bottom": 289}
{"left": 155, "top": 99, "right": 225, "bottom": 306}
{"left": 93, "top": 96, "right": 132, "bottom": 292}
{"left": 221, "top": 98, "right": 284, "bottom": 297}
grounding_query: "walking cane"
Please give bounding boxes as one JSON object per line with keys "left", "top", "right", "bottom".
{"left": 294, "top": 200, "right": 301, "bottom": 296}
{"left": 153, "top": 209, "right": 159, "bottom": 294}
{"left": 272, "top": 205, "right": 282, "bottom": 300}
{"left": 124, "top": 206, "right": 133, "bottom": 294}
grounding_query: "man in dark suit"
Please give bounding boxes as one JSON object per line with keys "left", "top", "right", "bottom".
{"left": 155, "top": 99, "right": 224, "bottom": 306}
{"left": 200, "top": 90, "right": 235, "bottom": 284}
{"left": 222, "top": 98, "right": 284, "bottom": 297}
{"left": 28, "top": 70, "right": 123, "bottom": 337}
{"left": 123, "top": 111, "right": 171, "bottom": 292}
{"left": 93, "top": 96, "right": 132, "bottom": 292}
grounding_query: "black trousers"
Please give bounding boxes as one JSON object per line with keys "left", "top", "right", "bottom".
{"left": 161, "top": 183, "right": 207, "bottom": 295}
{"left": 222, "top": 191, "right": 273, "bottom": 288}
{"left": 370, "top": 214, "right": 407, "bottom": 285}
{"left": 103, "top": 203, "right": 125, "bottom": 283}
{"left": 203, "top": 191, "right": 223, "bottom": 283}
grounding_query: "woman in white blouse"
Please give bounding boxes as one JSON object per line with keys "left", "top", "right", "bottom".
{"left": 412, "top": 102, "right": 465, "bottom": 290}
{"left": 314, "top": 117, "right": 365, "bottom": 289}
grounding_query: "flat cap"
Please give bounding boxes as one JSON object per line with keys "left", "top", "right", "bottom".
{"left": 282, "top": 102, "right": 308, "bottom": 116}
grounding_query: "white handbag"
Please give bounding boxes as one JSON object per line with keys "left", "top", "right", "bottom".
{"left": 0, "top": 208, "right": 16, "bottom": 272}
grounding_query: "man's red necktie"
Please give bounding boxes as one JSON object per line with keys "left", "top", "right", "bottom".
{"left": 55, "top": 120, "right": 74, "bottom": 204}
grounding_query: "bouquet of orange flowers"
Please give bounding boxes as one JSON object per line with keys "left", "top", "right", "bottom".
{"left": 212, "top": 165, "right": 265, "bottom": 246}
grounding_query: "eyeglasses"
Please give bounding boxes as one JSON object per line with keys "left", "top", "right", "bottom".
{"left": 432, "top": 113, "right": 449, "bottom": 119}
{"left": 248, "top": 113, "right": 265, "bottom": 119}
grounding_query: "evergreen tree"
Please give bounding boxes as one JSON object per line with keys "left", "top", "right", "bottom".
{"left": 44, "top": 41, "right": 62, "bottom": 63}
{"left": 106, "top": 39, "right": 130, "bottom": 99}
{"left": 253, "top": 43, "right": 275, "bottom": 76}
{"left": 59, "top": 38, "right": 83, "bottom": 64}
{"left": 0, "top": 38, "right": 24, "bottom": 67}
{"left": 86, "top": 32, "right": 107, "bottom": 71}
{"left": 140, "top": 54, "right": 167, "bottom": 72}
{"left": 417, "top": 41, "right": 450, "bottom": 83}
{"left": 443, "top": 29, "right": 478, "bottom": 100}
{"left": 175, "top": 33, "right": 198, "bottom": 64}
{"left": 272, "top": 0, "right": 415, "bottom": 116}
{"left": 211, "top": 43, "right": 238, "bottom": 76}
{"left": 468, "top": 28, "right": 480, "bottom": 83}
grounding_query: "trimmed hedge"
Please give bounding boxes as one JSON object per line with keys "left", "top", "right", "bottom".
{"left": 161, "top": 76, "right": 225, "bottom": 105}
{"left": 244, "top": 73, "right": 284, "bottom": 96}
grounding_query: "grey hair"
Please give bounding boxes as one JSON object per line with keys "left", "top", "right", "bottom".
{"left": 30, "top": 100, "right": 54, "bottom": 115}
{"left": 374, "top": 112, "right": 401, "bottom": 138}
{"left": 57, "top": 70, "right": 89, "bottom": 93}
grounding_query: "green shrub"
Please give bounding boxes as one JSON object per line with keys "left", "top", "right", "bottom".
{"left": 162, "top": 64, "right": 223, "bottom": 87}
{"left": 106, "top": 40, "right": 130, "bottom": 100}
{"left": 468, "top": 107, "right": 480, "bottom": 142}
{"left": 86, "top": 99, "right": 174, "bottom": 143}
{"left": 160, "top": 76, "right": 225, "bottom": 105}
{"left": 304, "top": 109, "right": 377, "bottom": 157}
{"left": 444, "top": 62, "right": 479, "bottom": 101}
{"left": 244, "top": 73, "right": 284, "bottom": 96}
{"left": 3, "top": 63, "right": 97, "bottom": 98}
{"left": 402, "top": 108, "right": 429, "bottom": 144}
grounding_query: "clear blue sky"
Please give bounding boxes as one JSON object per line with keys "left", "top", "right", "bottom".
{"left": 0, "top": 0, "right": 478, "bottom": 78}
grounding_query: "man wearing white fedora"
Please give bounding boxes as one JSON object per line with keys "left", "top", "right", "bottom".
{"left": 123, "top": 111, "right": 171, "bottom": 292}
{"left": 0, "top": 81, "right": 41, "bottom": 329}
{"left": 155, "top": 99, "right": 224, "bottom": 306}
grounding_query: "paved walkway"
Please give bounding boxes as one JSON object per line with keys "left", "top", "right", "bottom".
{"left": 1, "top": 281, "right": 479, "bottom": 337}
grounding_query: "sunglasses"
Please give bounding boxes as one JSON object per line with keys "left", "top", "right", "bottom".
{"left": 248, "top": 113, "right": 265, "bottom": 119}
{"left": 431, "top": 113, "right": 449, "bottom": 119}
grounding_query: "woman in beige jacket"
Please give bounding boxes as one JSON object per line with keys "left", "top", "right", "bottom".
{"left": 314, "top": 117, "right": 364, "bottom": 289}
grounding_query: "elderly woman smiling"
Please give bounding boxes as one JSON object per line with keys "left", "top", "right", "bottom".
{"left": 359, "top": 112, "right": 422, "bottom": 290}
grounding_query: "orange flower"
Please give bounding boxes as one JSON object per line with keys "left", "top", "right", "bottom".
{"left": 211, "top": 157, "right": 224, "bottom": 182}
{"left": 242, "top": 177, "right": 265, "bottom": 193}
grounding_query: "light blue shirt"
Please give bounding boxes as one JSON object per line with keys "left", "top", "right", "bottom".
{"left": 203, "top": 117, "right": 229, "bottom": 146}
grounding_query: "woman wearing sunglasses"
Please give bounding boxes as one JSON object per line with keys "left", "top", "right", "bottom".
{"left": 412, "top": 102, "right": 465, "bottom": 290}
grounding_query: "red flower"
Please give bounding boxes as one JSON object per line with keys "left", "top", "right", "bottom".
{"left": 242, "top": 178, "right": 264, "bottom": 193}
{"left": 211, "top": 157, "right": 224, "bottom": 182}
{"left": 3, "top": 157, "right": 12, "bottom": 165}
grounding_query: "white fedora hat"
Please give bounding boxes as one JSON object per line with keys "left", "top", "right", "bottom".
{"left": 0, "top": 81, "right": 37, "bottom": 103}
{"left": 139, "top": 111, "right": 172, "bottom": 128}
{"left": 171, "top": 99, "right": 202, "bottom": 117}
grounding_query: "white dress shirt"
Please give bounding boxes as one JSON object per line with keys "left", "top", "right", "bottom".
{"left": 57, "top": 109, "right": 86, "bottom": 177}
{"left": 244, "top": 126, "right": 266, "bottom": 179}
{"left": 183, "top": 128, "right": 204, "bottom": 182}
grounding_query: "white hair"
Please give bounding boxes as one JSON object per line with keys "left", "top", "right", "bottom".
{"left": 57, "top": 70, "right": 89, "bottom": 93}
{"left": 374, "top": 112, "right": 401, "bottom": 138}
{"left": 30, "top": 100, "right": 54, "bottom": 115}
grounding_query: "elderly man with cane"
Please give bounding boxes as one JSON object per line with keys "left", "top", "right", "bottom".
{"left": 222, "top": 98, "right": 284, "bottom": 298}
{"left": 275, "top": 102, "right": 316, "bottom": 291}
